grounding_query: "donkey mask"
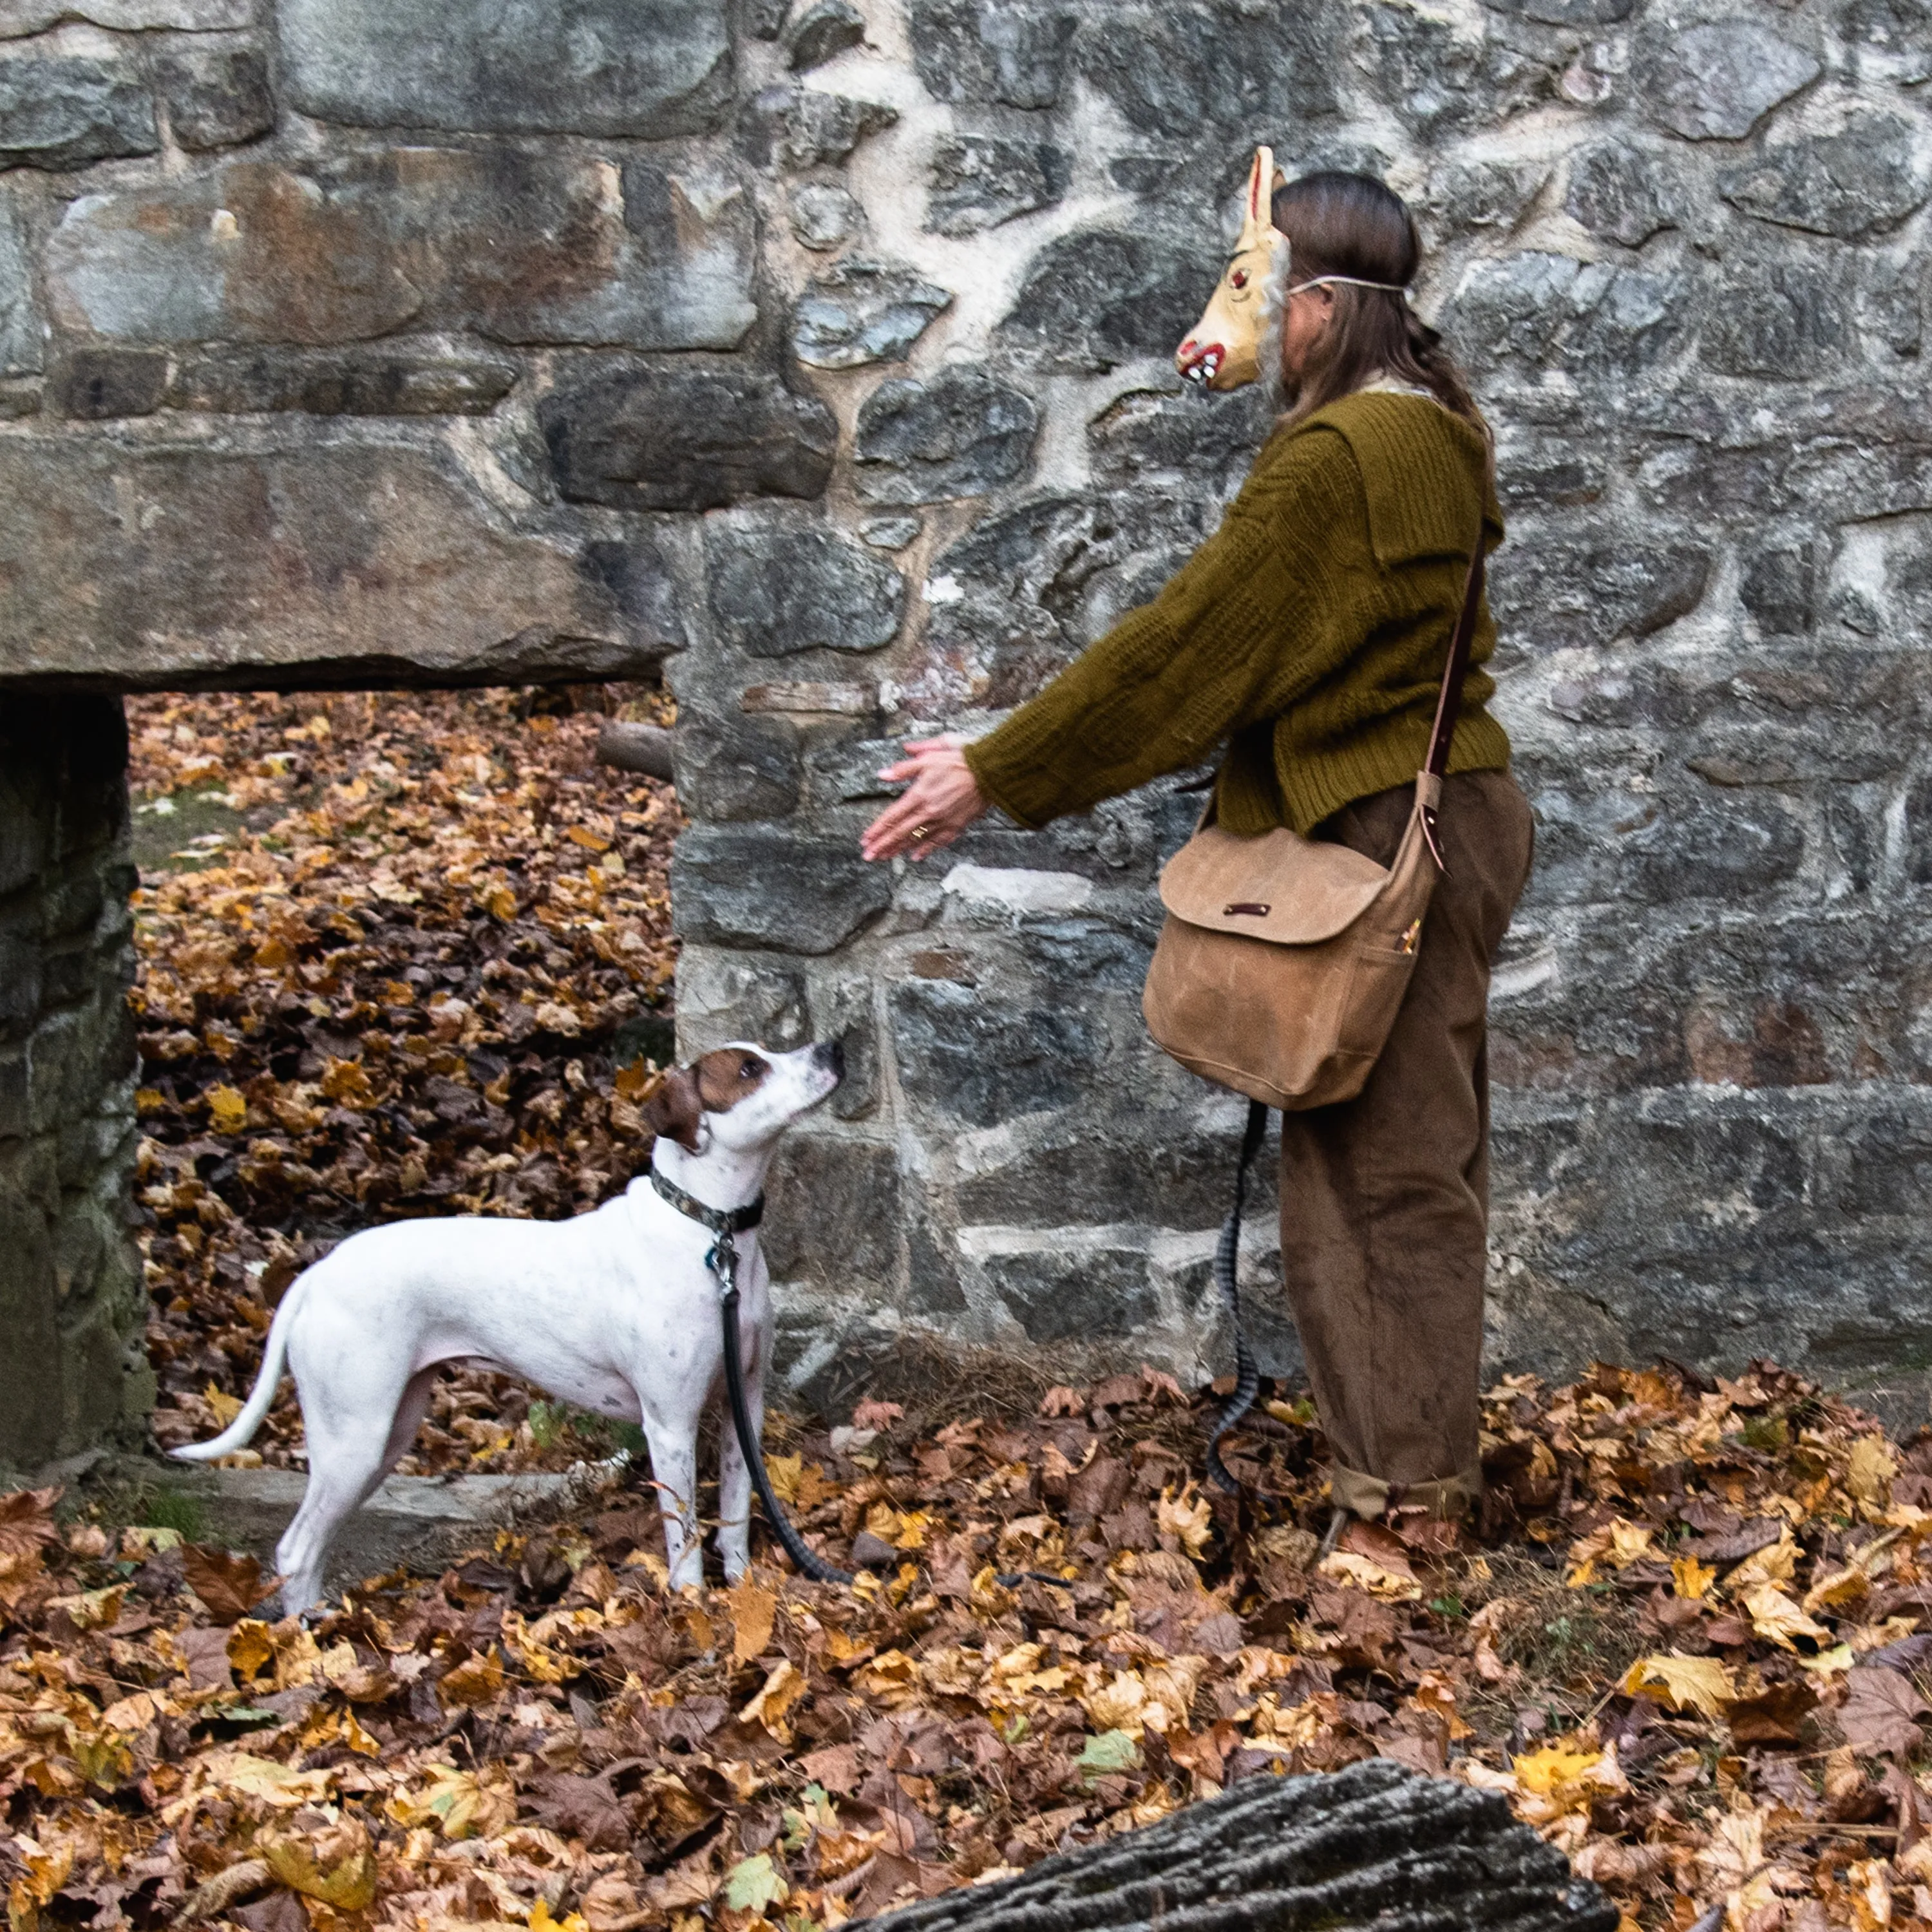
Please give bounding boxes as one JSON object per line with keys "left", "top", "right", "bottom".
{"left": 1175, "top": 146, "right": 1289, "bottom": 392}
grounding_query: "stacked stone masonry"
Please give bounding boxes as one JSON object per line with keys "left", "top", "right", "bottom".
{"left": 2, "top": 0, "right": 1931, "bottom": 1435}
{"left": 0, "top": 697, "right": 148, "bottom": 1469}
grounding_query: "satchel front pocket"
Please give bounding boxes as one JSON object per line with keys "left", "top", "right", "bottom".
{"left": 1336, "top": 940, "right": 1422, "bottom": 1063}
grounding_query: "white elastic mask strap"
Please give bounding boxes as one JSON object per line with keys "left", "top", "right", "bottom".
{"left": 1293, "top": 274, "right": 1409, "bottom": 296}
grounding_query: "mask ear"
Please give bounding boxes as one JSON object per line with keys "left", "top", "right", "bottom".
{"left": 643, "top": 1066, "right": 704, "bottom": 1153}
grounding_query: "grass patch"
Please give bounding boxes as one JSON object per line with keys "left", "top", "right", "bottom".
{"left": 526, "top": 1401, "right": 647, "bottom": 1461}
{"left": 76, "top": 1472, "right": 211, "bottom": 1544}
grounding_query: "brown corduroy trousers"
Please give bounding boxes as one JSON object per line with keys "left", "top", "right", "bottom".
{"left": 1277, "top": 768, "right": 1535, "bottom": 1519}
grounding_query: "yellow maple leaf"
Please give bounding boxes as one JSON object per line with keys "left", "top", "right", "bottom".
{"left": 1670, "top": 1554, "right": 1716, "bottom": 1600}
{"left": 1081, "top": 1670, "right": 1150, "bottom": 1739}
{"left": 566, "top": 825, "right": 612, "bottom": 853}
{"left": 1620, "top": 1653, "right": 1736, "bottom": 1718}
{"left": 206, "top": 1084, "right": 247, "bottom": 1134}
{"left": 1739, "top": 1582, "right": 1833, "bottom": 1653}
{"left": 742, "top": 1659, "right": 807, "bottom": 1739}
{"left": 1848, "top": 1437, "right": 1897, "bottom": 1513}
{"left": 437, "top": 1647, "right": 503, "bottom": 1707}
{"left": 726, "top": 1576, "right": 777, "bottom": 1668}
{"left": 1512, "top": 1744, "right": 1607, "bottom": 1810}
{"left": 260, "top": 1819, "right": 377, "bottom": 1910}
{"left": 1724, "top": 1529, "right": 1799, "bottom": 1593}
{"left": 1157, "top": 1484, "right": 1213, "bottom": 1559}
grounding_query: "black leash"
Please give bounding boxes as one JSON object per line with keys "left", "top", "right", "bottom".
{"left": 652, "top": 1164, "right": 1066, "bottom": 1592}
{"left": 1206, "top": 1099, "right": 1270, "bottom": 1494}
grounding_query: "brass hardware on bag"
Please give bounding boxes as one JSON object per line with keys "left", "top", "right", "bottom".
{"left": 1399, "top": 918, "right": 1423, "bottom": 954}
{"left": 1224, "top": 902, "right": 1271, "bottom": 916}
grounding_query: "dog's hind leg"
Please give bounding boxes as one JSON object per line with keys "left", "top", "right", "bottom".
{"left": 274, "top": 1439, "right": 386, "bottom": 1620}
{"left": 272, "top": 1368, "right": 435, "bottom": 1618}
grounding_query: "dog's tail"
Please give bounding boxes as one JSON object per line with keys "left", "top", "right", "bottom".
{"left": 169, "top": 1276, "right": 307, "bottom": 1463}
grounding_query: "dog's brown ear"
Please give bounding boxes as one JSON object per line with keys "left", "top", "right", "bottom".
{"left": 643, "top": 1066, "right": 703, "bottom": 1153}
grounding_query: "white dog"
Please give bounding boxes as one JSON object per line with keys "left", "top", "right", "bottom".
{"left": 172, "top": 1040, "right": 843, "bottom": 1614}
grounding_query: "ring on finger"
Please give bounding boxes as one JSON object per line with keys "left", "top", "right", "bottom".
{"left": 911, "top": 822, "right": 933, "bottom": 841}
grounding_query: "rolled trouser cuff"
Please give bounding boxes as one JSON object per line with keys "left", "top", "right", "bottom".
{"left": 1329, "top": 1461, "right": 1482, "bottom": 1521}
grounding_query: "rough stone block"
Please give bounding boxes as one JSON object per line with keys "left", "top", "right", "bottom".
{"left": 673, "top": 828, "right": 892, "bottom": 954}
{"left": 1482, "top": 0, "right": 1629, "bottom": 21}
{"left": 926, "top": 133, "right": 1068, "bottom": 236}
{"left": 52, "top": 347, "right": 164, "bottom": 420}
{"left": 1563, "top": 142, "right": 1685, "bottom": 248}
{"left": 1074, "top": 2, "right": 1336, "bottom": 133}
{"left": 672, "top": 711, "right": 803, "bottom": 823}
{"left": 165, "top": 345, "right": 518, "bottom": 415}
{"left": 1740, "top": 545, "right": 1816, "bottom": 637}
{"left": 1721, "top": 113, "right": 1932, "bottom": 239}
{"left": 0, "top": 188, "right": 38, "bottom": 374}
{"left": 0, "top": 56, "right": 156, "bottom": 171}
{"left": 906, "top": 0, "right": 1074, "bottom": 109}
{"left": 0, "top": 0, "right": 249, "bottom": 27}
{"left": 787, "top": 0, "right": 864, "bottom": 71}
{"left": 998, "top": 230, "right": 1212, "bottom": 374}
{"left": 741, "top": 84, "right": 897, "bottom": 169}
{"left": 1643, "top": 22, "right": 1820, "bottom": 142}
{"left": 763, "top": 1132, "right": 899, "bottom": 1287}
{"left": 706, "top": 511, "right": 906, "bottom": 658}
{"left": 957, "top": 1121, "right": 1256, "bottom": 1230}
{"left": 542, "top": 362, "right": 835, "bottom": 513}
{"left": 1488, "top": 538, "right": 1709, "bottom": 650}
{"left": 1086, "top": 384, "right": 1271, "bottom": 492}
{"left": 278, "top": 0, "right": 732, "bottom": 137}
{"left": 1702, "top": 263, "right": 1849, "bottom": 380}
{"left": 46, "top": 151, "right": 756, "bottom": 352}
{"left": 791, "top": 258, "right": 951, "bottom": 368}
{"left": 0, "top": 437, "right": 665, "bottom": 690}
{"left": 891, "top": 977, "right": 1105, "bottom": 1127}
{"left": 675, "top": 951, "right": 809, "bottom": 1057}
{"left": 155, "top": 44, "right": 274, "bottom": 151}
{"left": 1444, "top": 252, "right": 1686, "bottom": 378}
{"left": 854, "top": 366, "right": 1038, "bottom": 505}
{"left": 788, "top": 181, "right": 862, "bottom": 251}
{"left": 971, "top": 1236, "right": 1157, "bottom": 1345}
{"left": 911, "top": 490, "right": 1204, "bottom": 711}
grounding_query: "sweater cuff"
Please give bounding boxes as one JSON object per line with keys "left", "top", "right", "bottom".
{"left": 962, "top": 734, "right": 1050, "bottom": 831}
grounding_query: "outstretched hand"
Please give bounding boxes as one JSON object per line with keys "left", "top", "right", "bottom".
{"left": 860, "top": 735, "right": 989, "bottom": 862}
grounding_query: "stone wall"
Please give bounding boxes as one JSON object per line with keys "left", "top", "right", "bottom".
{"left": 3, "top": 0, "right": 1931, "bottom": 1421}
{"left": 0, "top": 696, "right": 148, "bottom": 1471}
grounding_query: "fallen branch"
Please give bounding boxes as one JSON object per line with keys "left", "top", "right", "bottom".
{"left": 595, "top": 721, "right": 676, "bottom": 782}
{"left": 173, "top": 1858, "right": 270, "bottom": 1925}
{"left": 862, "top": 1761, "right": 1615, "bottom": 1932}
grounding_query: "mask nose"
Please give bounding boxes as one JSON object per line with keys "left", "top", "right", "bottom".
{"left": 815, "top": 1038, "right": 846, "bottom": 1084}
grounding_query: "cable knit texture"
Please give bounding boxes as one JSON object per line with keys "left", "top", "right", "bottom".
{"left": 962, "top": 390, "right": 1512, "bottom": 838}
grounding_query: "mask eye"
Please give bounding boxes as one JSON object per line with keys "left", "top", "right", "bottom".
{"left": 1230, "top": 269, "right": 1248, "bottom": 289}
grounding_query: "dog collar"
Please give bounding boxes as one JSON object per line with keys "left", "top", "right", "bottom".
{"left": 649, "top": 1166, "right": 764, "bottom": 1238}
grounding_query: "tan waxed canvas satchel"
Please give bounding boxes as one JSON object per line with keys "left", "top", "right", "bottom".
{"left": 1142, "top": 544, "right": 1486, "bottom": 1110}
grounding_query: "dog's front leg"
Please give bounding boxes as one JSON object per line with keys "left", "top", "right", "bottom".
{"left": 642, "top": 1419, "right": 704, "bottom": 1592}
{"left": 717, "top": 1349, "right": 762, "bottom": 1583}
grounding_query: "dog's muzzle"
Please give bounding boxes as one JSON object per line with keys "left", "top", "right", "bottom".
{"left": 815, "top": 1038, "right": 846, "bottom": 1083}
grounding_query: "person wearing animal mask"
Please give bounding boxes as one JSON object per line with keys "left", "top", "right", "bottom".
{"left": 862, "top": 158, "right": 1535, "bottom": 1542}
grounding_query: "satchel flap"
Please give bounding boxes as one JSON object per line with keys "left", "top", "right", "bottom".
{"left": 1158, "top": 822, "right": 1389, "bottom": 943}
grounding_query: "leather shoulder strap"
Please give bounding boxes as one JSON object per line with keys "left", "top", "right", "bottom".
{"left": 1424, "top": 540, "right": 1486, "bottom": 781}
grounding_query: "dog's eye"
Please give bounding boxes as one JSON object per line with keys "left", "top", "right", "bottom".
{"left": 740, "top": 1058, "right": 758, "bottom": 1079}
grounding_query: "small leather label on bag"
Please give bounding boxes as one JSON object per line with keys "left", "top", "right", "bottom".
{"left": 1223, "top": 902, "right": 1271, "bottom": 916}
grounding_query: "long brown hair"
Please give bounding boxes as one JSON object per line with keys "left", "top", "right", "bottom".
{"left": 1268, "top": 171, "right": 1486, "bottom": 441}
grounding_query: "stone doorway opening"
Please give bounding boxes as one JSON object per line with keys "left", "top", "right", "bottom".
{"left": 1, "top": 681, "right": 681, "bottom": 1479}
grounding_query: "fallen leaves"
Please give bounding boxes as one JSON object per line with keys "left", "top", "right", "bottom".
{"left": 128, "top": 687, "right": 681, "bottom": 1478}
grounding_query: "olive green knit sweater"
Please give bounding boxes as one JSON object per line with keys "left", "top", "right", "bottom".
{"left": 961, "top": 390, "right": 1511, "bottom": 838}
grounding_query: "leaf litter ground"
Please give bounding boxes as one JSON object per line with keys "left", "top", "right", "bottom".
{"left": 10, "top": 691, "right": 1926, "bottom": 1932}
